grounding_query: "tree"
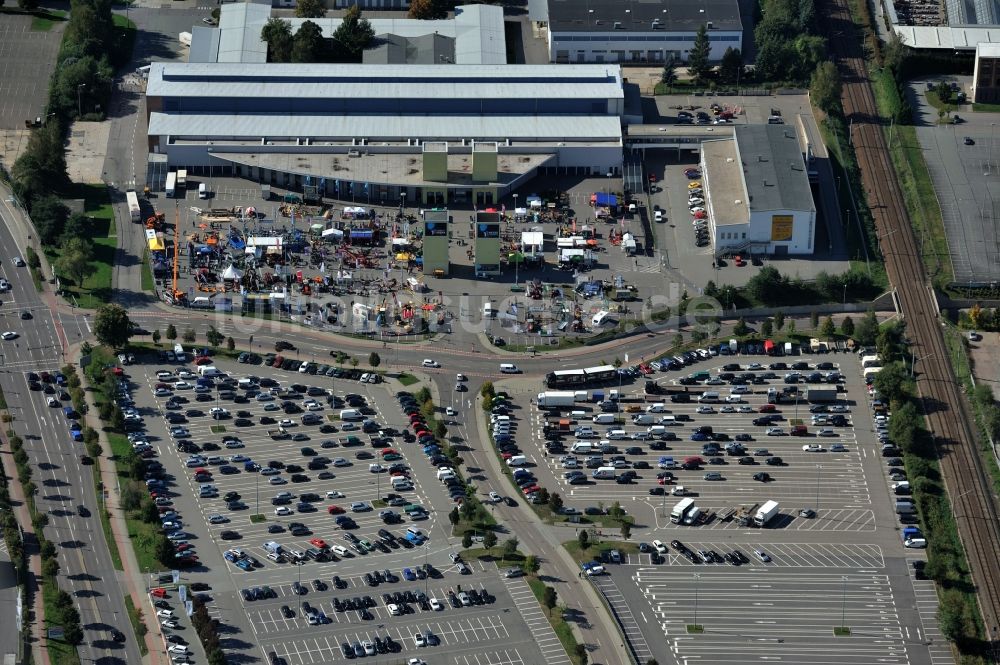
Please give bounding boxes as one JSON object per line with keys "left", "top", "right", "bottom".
{"left": 61, "top": 212, "right": 91, "bottom": 243}
{"left": 575, "top": 643, "right": 589, "bottom": 665}
{"left": 368, "top": 352, "right": 381, "bottom": 369}
{"left": 261, "top": 18, "right": 293, "bottom": 62}
{"left": 746, "top": 266, "right": 786, "bottom": 305}
{"left": 810, "top": 61, "right": 841, "bottom": 115}
{"left": 94, "top": 304, "right": 132, "bottom": 350}
{"left": 855, "top": 310, "right": 879, "bottom": 346}
{"left": 40, "top": 540, "right": 56, "bottom": 560}
{"left": 524, "top": 554, "right": 539, "bottom": 574}
{"left": 331, "top": 5, "right": 375, "bottom": 62}
{"left": 18, "top": 0, "right": 39, "bottom": 11}
{"left": 620, "top": 521, "right": 632, "bottom": 540}
{"left": 542, "top": 586, "right": 557, "bottom": 615}
{"left": 42, "top": 556, "right": 60, "bottom": 577}
{"left": 672, "top": 333, "right": 683, "bottom": 348}
{"left": 152, "top": 329, "right": 161, "bottom": 345}
{"left": 480, "top": 381, "right": 495, "bottom": 399}
{"left": 873, "top": 362, "right": 910, "bottom": 402}
{"left": 787, "top": 320, "right": 796, "bottom": 334}
{"left": 502, "top": 537, "right": 519, "bottom": 560}
{"left": 156, "top": 535, "right": 176, "bottom": 566}
{"left": 205, "top": 326, "right": 224, "bottom": 347}
{"left": 30, "top": 195, "right": 69, "bottom": 244}
{"left": 483, "top": 530, "right": 498, "bottom": 549}
{"left": 840, "top": 316, "right": 855, "bottom": 337}
{"left": 809, "top": 311, "right": 819, "bottom": 329}
{"left": 548, "top": 492, "right": 563, "bottom": 513}
{"left": 165, "top": 324, "right": 177, "bottom": 340}
{"left": 687, "top": 24, "right": 712, "bottom": 84}
{"left": 718, "top": 47, "right": 743, "bottom": 85}
{"left": 761, "top": 319, "right": 773, "bottom": 337}
{"left": 295, "top": 0, "right": 326, "bottom": 18}
{"left": 292, "top": 20, "right": 325, "bottom": 63}
{"left": 55, "top": 237, "right": 95, "bottom": 287}
{"left": 461, "top": 531, "right": 473, "bottom": 549}
{"left": 182, "top": 327, "right": 196, "bottom": 343}
{"left": 820, "top": 316, "right": 836, "bottom": 338}
{"left": 660, "top": 57, "right": 678, "bottom": 88}
{"left": 408, "top": 0, "right": 448, "bottom": 19}
{"left": 774, "top": 311, "right": 785, "bottom": 330}
{"left": 733, "top": 318, "right": 749, "bottom": 336}
{"left": 226, "top": 336, "right": 235, "bottom": 352}
{"left": 448, "top": 507, "right": 459, "bottom": 526}
{"left": 578, "top": 530, "right": 589, "bottom": 550}
{"left": 434, "top": 420, "right": 447, "bottom": 440}
{"left": 609, "top": 501, "right": 624, "bottom": 522}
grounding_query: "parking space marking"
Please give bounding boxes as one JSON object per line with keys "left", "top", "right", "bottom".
{"left": 504, "top": 578, "right": 572, "bottom": 665}
{"left": 590, "top": 576, "right": 654, "bottom": 662}
{"left": 908, "top": 562, "right": 953, "bottom": 665}
{"left": 455, "top": 648, "right": 525, "bottom": 665}
{"left": 626, "top": 542, "right": 884, "bottom": 569}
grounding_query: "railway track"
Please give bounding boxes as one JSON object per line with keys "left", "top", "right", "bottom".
{"left": 821, "top": 0, "right": 1000, "bottom": 645}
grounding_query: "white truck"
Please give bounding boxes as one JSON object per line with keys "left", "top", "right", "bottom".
{"left": 176, "top": 169, "right": 187, "bottom": 189}
{"left": 536, "top": 391, "right": 576, "bottom": 409}
{"left": 126, "top": 190, "right": 141, "bottom": 223}
{"left": 753, "top": 500, "right": 780, "bottom": 527}
{"left": 165, "top": 172, "right": 176, "bottom": 198}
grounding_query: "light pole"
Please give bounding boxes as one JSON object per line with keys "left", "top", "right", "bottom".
{"left": 693, "top": 573, "right": 701, "bottom": 630}
{"left": 840, "top": 575, "right": 848, "bottom": 631}
{"left": 255, "top": 474, "right": 259, "bottom": 516}
{"left": 842, "top": 282, "right": 847, "bottom": 304}
{"left": 77, "top": 84, "right": 86, "bottom": 117}
{"left": 911, "top": 352, "right": 934, "bottom": 378}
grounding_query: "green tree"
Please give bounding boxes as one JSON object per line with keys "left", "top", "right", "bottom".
{"left": 152, "top": 329, "right": 161, "bottom": 345}
{"left": 608, "top": 501, "right": 624, "bottom": 521}
{"left": 18, "top": 0, "right": 39, "bottom": 12}
{"left": 462, "top": 531, "right": 473, "bottom": 549}
{"left": 774, "top": 311, "right": 785, "bottom": 330}
{"left": 29, "top": 194, "right": 69, "bottom": 244}
{"left": 687, "top": 24, "right": 712, "bottom": 84}
{"left": 434, "top": 420, "right": 447, "bottom": 440}
{"left": 480, "top": 381, "right": 495, "bottom": 399}
{"left": 182, "top": 327, "right": 196, "bottom": 343}
{"left": 660, "top": 57, "right": 678, "bottom": 88}
{"left": 205, "top": 326, "right": 224, "bottom": 347}
{"left": 483, "top": 530, "right": 498, "bottom": 549}
{"left": 155, "top": 535, "right": 176, "bottom": 566}
{"left": 55, "top": 235, "right": 96, "bottom": 286}
{"left": 42, "top": 556, "right": 60, "bottom": 577}
{"left": 761, "top": 319, "right": 773, "bottom": 337}
{"left": 787, "top": 320, "right": 796, "bottom": 334}
{"left": 165, "top": 324, "right": 177, "bottom": 340}
{"left": 448, "top": 507, "right": 459, "bottom": 526}
{"left": 820, "top": 316, "right": 836, "bottom": 338}
{"left": 368, "top": 352, "right": 381, "bottom": 368}
{"left": 840, "top": 316, "right": 855, "bottom": 337}
{"left": 295, "top": 0, "right": 326, "bottom": 18}
{"left": 853, "top": 310, "right": 877, "bottom": 345}
{"left": 548, "top": 492, "right": 563, "bottom": 513}
{"left": 620, "top": 521, "right": 632, "bottom": 540}
{"left": 809, "top": 311, "right": 819, "bottom": 329}
{"left": 718, "top": 47, "right": 743, "bottom": 85}
{"left": 578, "top": 529, "right": 589, "bottom": 550}
{"left": 542, "top": 586, "right": 557, "bottom": 615}
{"left": 226, "top": 336, "right": 235, "bottom": 352}
{"left": 746, "top": 266, "right": 786, "bottom": 305}
{"left": 810, "top": 61, "right": 841, "bottom": 115}
{"left": 93, "top": 304, "right": 133, "bottom": 350}
{"left": 40, "top": 540, "right": 56, "bottom": 560}
{"left": 331, "top": 5, "right": 375, "bottom": 62}
{"left": 61, "top": 212, "right": 92, "bottom": 243}
{"left": 524, "top": 554, "right": 539, "bottom": 574}
{"left": 502, "top": 537, "right": 519, "bottom": 560}
{"left": 292, "top": 20, "right": 325, "bottom": 63}
{"left": 733, "top": 317, "right": 749, "bottom": 336}
{"left": 873, "top": 362, "right": 910, "bottom": 403}
{"left": 261, "top": 18, "right": 293, "bottom": 62}
{"left": 408, "top": 0, "right": 448, "bottom": 19}
{"left": 575, "top": 643, "right": 589, "bottom": 665}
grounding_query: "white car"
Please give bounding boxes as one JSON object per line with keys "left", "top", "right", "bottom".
{"left": 829, "top": 405, "right": 849, "bottom": 413}
{"left": 161, "top": 619, "right": 179, "bottom": 629}
{"left": 210, "top": 407, "right": 229, "bottom": 417}
{"left": 445, "top": 407, "right": 457, "bottom": 417}
{"left": 331, "top": 545, "right": 349, "bottom": 557}
{"left": 690, "top": 206, "right": 706, "bottom": 214}
{"left": 275, "top": 506, "right": 292, "bottom": 516}
{"left": 306, "top": 402, "right": 323, "bottom": 411}
{"left": 269, "top": 477, "right": 287, "bottom": 485}
{"left": 326, "top": 490, "right": 344, "bottom": 499}
{"left": 157, "top": 609, "right": 175, "bottom": 618}
{"left": 817, "top": 428, "right": 837, "bottom": 437}
{"left": 174, "top": 381, "right": 193, "bottom": 390}
{"left": 414, "top": 633, "right": 427, "bottom": 647}
{"left": 429, "top": 598, "right": 443, "bottom": 611}
{"left": 489, "top": 491, "right": 502, "bottom": 503}
{"left": 766, "top": 427, "right": 785, "bottom": 436}
{"left": 652, "top": 539, "right": 667, "bottom": 555}
{"left": 167, "top": 645, "right": 189, "bottom": 654}
{"left": 12, "top": 257, "right": 25, "bottom": 267}
{"left": 387, "top": 603, "right": 401, "bottom": 616}
{"left": 369, "top": 463, "right": 384, "bottom": 473}
{"left": 802, "top": 444, "right": 825, "bottom": 452}
{"left": 154, "top": 388, "right": 172, "bottom": 397}
{"left": 278, "top": 419, "right": 295, "bottom": 427}
{"left": 696, "top": 405, "right": 715, "bottom": 414}
{"left": 968, "top": 330, "right": 982, "bottom": 341}
{"left": 421, "top": 359, "right": 440, "bottom": 368}
{"left": 456, "top": 373, "right": 466, "bottom": 381}
{"left": 207, "top": 514, "right": 228, "bottom": 524}
{"left": 46, "top": 397, "right": 58, "bottom": 407}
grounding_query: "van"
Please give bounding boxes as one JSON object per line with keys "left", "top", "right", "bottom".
{"left": 575, "top": 426, "right": 594, "bottom": 437}
{"left": 647, "top": 403, "right": 667, "bottom": 413}
{"left": 483, "top": 302, "right": 494, "bottom": 318}
{"left": 263, "top": 541, "right": 282, "bottom": 555}
{"left": 391, "top": 476, "right": 411, "bottom": 488}
{"left": 197, "top": 365, "right": 221, "bottom": 377}
{"left": 339, "top": 409, "right": 362, "bottom": 421}
{"left": 191, "top": 296, "right": 213, "bottom": 309}
{"left": 405, "top": 527, "right": 425, "bottom": 539}
{"left": 592, "top": 311, "right": 611, "bottom": 326}
{"left": 698, "top": 392, "right": 719, "bottom": 403}
{"left": 436, "top": 468, "right": 456, "bottom": 480}
{"left": 198, "top": 182, "right": 208, "bottom": 199}
{"left": 499, "top": 363, "right": 521, "bottom": 374}
{"left": 592, "top": 467, "right": 616, "bottom": 479}
{"left": 895, "top": 500, "right": 915, "bottom": 514}
{"left": 491, "top": 414, "right": 510, "bottom": 424}
{"left": 658, "top": 415, "right": 677, "bottom": 426}
{"left": 632, "top": 414, "right": 655, "bottom": 425}
{"left": 592, "top": 413, "right": 616, "bottom": 424}
{"left": 238, "top": 378, "right": 254, "bottom": 389}
{"left": 507, "top": 455, "right": 528, "bottom": 467}
{"left": 570, "top": 410, "right": 587, "bottom": 420}
{"left": 571, "top": 442, "right": 594, "bottom": 454}
{"left": 648, "top": 425, "right": 667, "bottom": 437}
{"left": 607, "top": 429, "right": 628, "bottom": 440}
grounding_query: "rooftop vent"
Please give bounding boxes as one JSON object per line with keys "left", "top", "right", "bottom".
{"left": 614, "top": 21, "right": 622, "bottom": 29}
{"left": 707, "top": 21, "right": 714, "bottom": 28}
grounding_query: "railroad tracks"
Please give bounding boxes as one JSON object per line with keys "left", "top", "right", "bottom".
{"left": 821, "top": 0, "right": 1000, "bottom": 643}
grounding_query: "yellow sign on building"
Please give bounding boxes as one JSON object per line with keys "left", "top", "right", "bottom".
{"left": 770, "top": 215, "right": 793, "bottom": 241}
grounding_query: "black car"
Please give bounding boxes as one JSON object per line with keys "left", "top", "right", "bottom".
{"left": 220, "top": 530, "right": 240, "bottom": 540}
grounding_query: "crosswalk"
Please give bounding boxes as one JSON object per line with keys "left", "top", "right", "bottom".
{"left": 502, "top": 578, "right": 571, "bottom": 665}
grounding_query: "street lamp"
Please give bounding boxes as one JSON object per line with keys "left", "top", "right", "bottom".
{"left": 814, "top": 464, "right": 821, "bottom": 515}
{"left": 77, "top": 83, "right": 86, "bottom": 117}
{"left": 911, "top": 352, "right": 934, "bottom": 378}
{"left": 840, "top": 575, "right": 849, "bottom": 631}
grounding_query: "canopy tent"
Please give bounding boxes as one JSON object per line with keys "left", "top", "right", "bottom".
{"left": 247, "top": 236, "right": 282, "bottom": 247}
{"left": 322, "top": 227, "right": 344, "bottom": 238}
{"left": 221, "top": 265, "right": 243, "bottom": 281}
{"left": 514, "top": 207, "right": 528, "bottom": 216}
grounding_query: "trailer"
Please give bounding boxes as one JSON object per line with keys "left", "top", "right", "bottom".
{"left": 670, "top": 498, "right": 695, "bottom": 524}
{"left": 536, "top": 391, "right": 576, "bottom": 409}
{"left": 126, "top": 190, "right": 141, "bottom": 222}
{"left": 753, "top": 500, "right": 780, "bottom": 527}
{"left": 806, "top": 388, "right": 838, "bottom": 403}
{"left": 165, "top": 172, "right": 176, "bottom": 198}
{"left": 176, "top": 169, "right": 187, "bottom": 189}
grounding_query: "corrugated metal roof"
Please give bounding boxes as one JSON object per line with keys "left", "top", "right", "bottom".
{"left": 547, "top": 0, "right": 742, "bottom": 33}
{"left": 146, "top": 62, "right": 624, "bottom": 100}
{"left": 148, "top": 112, "right": 624, "bottom": 141}
{"left": 893, "top": 24, "right": 1000, "bottom": 49}
{"left": 735, "top": 125, "right": 815, "bottom": 215}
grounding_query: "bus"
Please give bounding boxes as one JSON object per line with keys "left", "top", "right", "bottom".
{"left": 670, "top": 498, "right": 695, "bottom": 524}
{"left": 545, "top": 364, "right": 617, "bottom": 389}
{"left": 165, "top": 172, "right": 177, "bottom": 198}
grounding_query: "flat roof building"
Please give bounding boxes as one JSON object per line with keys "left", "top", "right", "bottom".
{"left": 531, "top": 0, "right": 743, "bottom": 64}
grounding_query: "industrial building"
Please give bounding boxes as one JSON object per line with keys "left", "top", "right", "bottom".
{"left": 145, "top": 61, "right": 627, "bottom": 206}
{"left": 974, "top": 43, "right": 1000, "bottom": 103}
{"left": 699, "top": 125, "right": 816, "bottom": 256}
{"left": 529, "top": 0, "right": 743, "bottom": 63}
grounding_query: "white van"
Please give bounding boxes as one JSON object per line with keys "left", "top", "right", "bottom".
{"left": 659, "top": 415, "right": 677, "bottom": 425}
{"left": 506, "top": 455, "right": 528, "bottom": 467}
{"left": 592, "top": 413, "right": 616, "bottom": 424}
{"left": 592, "top": 310, "right": 611, "bottom": 326}
{"left": 339, "top": 409, "right": 363, "bottom": 421}
{"left": 698, "top": 391, "right": 720, "bottom": 402}
{"left": 647, "top": 403, "right": 667, "bottom": 413}
{"left": 197, "top": 365, "right": 222, "bottom": 377}
{"left": 491, "top": 415, "right": 510, "bottom": 425}
{"left": 607, "top": 429, "right": 628, "bottom": 440}
{"left": 191, "top": 296, "right": 213, "bottom": 309}
{"left": 571, "top": 442, "right": 594, "bottom": 454}
{"left": 648, "top": 425, "right": 667, "bottom": 437}
{"left": 592, "top": 467, "right": 616, "bottom": 479}
{"left": 570, "top": 410, "right": 587, "bottom": 420}
{"left": 436, "top": 468, "right": 456, "bottom": 481}
{"left": 391, "top": 476, "right": 412, "bottom": 489}
{"left": 632, "top": 414, "right": 655, "bottom": 425}
{"left": 499, "top": 363, "right": 521, "bottom": 374}
{"left": 483, "top": 302, "right": 494, "bottom": 318}
{"left": 198, "top": 182, "right": 208, "bottom": 199}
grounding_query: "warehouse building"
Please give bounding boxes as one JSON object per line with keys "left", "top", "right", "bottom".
{"left": 529, "top": 0, "right": 743, "bottom": 64}
{"left": 145, "top": 62, "right": 626, "bottom": 206}
{"left": 700, "top": 124, "right": 816, "bottom": 256}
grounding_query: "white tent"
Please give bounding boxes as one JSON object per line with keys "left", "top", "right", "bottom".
{"left": 221, "top": 265, "right": 243, "bottom": 281}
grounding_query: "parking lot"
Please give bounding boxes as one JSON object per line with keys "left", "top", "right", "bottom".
{"left": 130, "top": 351, "right": 553, "bottom": 664}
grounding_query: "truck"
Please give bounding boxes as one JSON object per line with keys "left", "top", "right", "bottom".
{"left": 682, "top": 506, "right": 703, "bottom": 525}
{"left": 784, "top": 342, "right": 793, "bottom": 356}
{"left": 126, "top": 190, "right": 141, "bottom": 222}
{"left": 670, "top": 498, "right": 695, "bottom": 524}
{"left": 176, "top": 169, "right": 187, "bottom": 189}
{"left": 729, "top": 339, "right": 738, "bottom": 354}
{"left": 165, "top": 172, "right": 176, "bottom": 198}
{"left": 806, "top": 389, "right": 838, "bottom": 403}
{"left": 268, "top": 429, "right": 290, "bottom": 440}
{"left": 753, "top": 500, "right": 780, "bottom": 527}
{"left": 902, "top": 527, "right": 927, "bottom": 548}
{"left": 537, "top": 391, "right": 576, "bottom": 409}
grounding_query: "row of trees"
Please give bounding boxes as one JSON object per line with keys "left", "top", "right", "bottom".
{"left": 261, "top": 6, "right": 374, "bottom": 63}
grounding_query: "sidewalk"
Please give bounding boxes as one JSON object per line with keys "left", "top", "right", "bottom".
{"left": 75, "top": 344, "right": 166, "bottom": 665}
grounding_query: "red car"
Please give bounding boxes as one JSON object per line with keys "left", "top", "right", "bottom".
{"left": 175, "top": 543, "right": 193, "bottom": 552}
{"left": 522, "top": 484, "right": 541, "bottom": 495}
{"left": 150, "top": 588, "right": 168, "bottom": 598}
{"left": 381, "top": 449, "right": 399, "bottom": 457}
{"left": 309, "top": 538, "right": 328, "bottom": 549}
{"left": 639, "top": 364, "right": 654, "bottom": 375}
{"left": 758, "top": 404, "right": 776, "bottom": 413}
{"left": 327, "top": 505, "right": 345, "bottom": 515}
{"left": 734, "top": 255, "right": 745, "bottom": 267}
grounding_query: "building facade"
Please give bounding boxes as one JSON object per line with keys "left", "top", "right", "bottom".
{"left": 974, "top": 43, "right": 1000, "bottom": 103}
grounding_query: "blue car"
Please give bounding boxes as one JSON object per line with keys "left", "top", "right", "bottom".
{"left": 235, "top": 558, "right": 253, "bottom": 571}
{"left": 690, "top": 432, "right": 709, "bottom": 442}
{"left": 402, "top": 567, "right": 416, "bottom": 581}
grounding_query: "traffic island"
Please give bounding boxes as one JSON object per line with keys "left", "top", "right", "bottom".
{"left": 686, "top": 624, "right": 704, "bottom": 634}
{"left": 833, "top": 626, "right": 851, "bottom": 636}
{"left": 249, "top": 514, "right": 266, "bottom": 524}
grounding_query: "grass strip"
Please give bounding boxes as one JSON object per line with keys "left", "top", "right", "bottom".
{"left": 123, "top": 595, "right": 148, "bottom": 655}
{"left": 140, "top": 248, "right": 154, "bottom": 292}
{"left": 526, "top": 577, "right": 586, "bottom": 665}
{"left": 41, "top": 580, "right": 81, "bottom": 665}
{"left": 93, "top": 465, "right": 123, "bottom": 571}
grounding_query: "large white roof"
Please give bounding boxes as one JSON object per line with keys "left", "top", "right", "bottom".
{"left": 894, "top": 24, "right": 1000, "bottom": 49}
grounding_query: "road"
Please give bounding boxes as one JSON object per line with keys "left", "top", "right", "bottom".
{"left": 0, "top": 203, "right": 142, "bottom": 665}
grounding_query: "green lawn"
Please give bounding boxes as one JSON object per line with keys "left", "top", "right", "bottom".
{"left": 48, "top": 183, "right": 116, "bottom": 309}
{"left": 563, "top": 539, "right": 639, "bottom": 565}
{"left": 140, "top": 248, "right": 154, "bottom": 292}
{"left": 397, "top": 373, "right": 419, "bottom": 386}
{"left": 125, "top": 517, "right": 167, "bottom": 573}
{"left": 123, "top": 594, "right": 148, "bottom": 655}
{"left": 42, "top": 579, "right": 82, "bottom": 665}
{"left": 94, "top": 466, "right": 123, "bottom": 571}
{"left": 30, "top": 9, "right": 67, "bottom": 31}
{"left": 973, "top": 102, "right": 1000, "bottom": 112}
